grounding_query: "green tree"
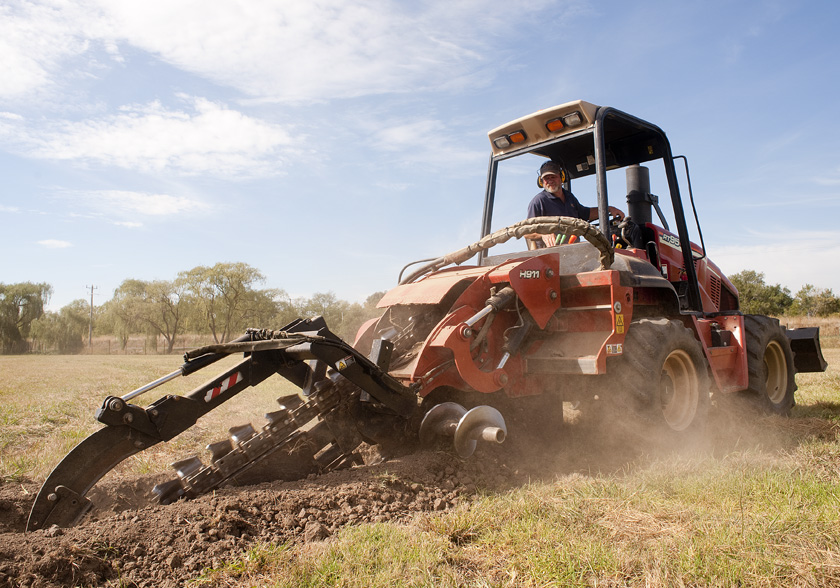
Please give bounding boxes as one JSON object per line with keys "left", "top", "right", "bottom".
{"left": 270, "top": 289, "right": 299, "bottom": 328}
{"left": 110, "top": 278, "right": 186, "bottom": 353}
{"left": 180, "top": 262, "right": 274, "bottom": 343}
{"left": 30, "top": 299, "right": 88, "bottom": 353}
{"left": 142, "top": 280, "right": 186, "bottom": 353}
{"left": 728, "top": 270, "right": 792, "bottom": 316}
{"left": 103, "top": 279, "right": 146, "bottom": 350}
{"left": 789, "top": 284, "right": 840, "bottom": 317}
{"left": 0, "top": 282, "right": 52, "bottom": 353}
{"left": 338, "top": 291, "right": 387, "bottom": 341}
{"left": 364, "top": 291, "right": 386, "bottom": 309}
{"left": 298, "top": 291, "right": 347, "bottom": 331}
{"left": 242, "top": 288, "right": 283, "bottom": 329}
{"left": 294, "top": 290, "right": 387, "bottom": 341}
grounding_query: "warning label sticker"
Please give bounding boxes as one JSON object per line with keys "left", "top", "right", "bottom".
{"left": 337, "top": 356, "right": 356, "bottom": 371}
{"left": 615, "top": 313, "right": 625, "bottom": 334}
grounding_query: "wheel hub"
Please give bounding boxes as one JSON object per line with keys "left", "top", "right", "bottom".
{"left": 764, "top": 340, "right": 789, "bottom": 405}
{"left": 659, "top": 349, "right": 699, "bottom": 432}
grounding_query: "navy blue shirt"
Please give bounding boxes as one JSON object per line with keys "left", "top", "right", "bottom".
{"left": 527, "top": 188, "right": 591, "bottom": 220}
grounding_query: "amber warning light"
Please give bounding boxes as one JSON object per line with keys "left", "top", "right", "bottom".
{"left": 493, "top": 130, "right": 527, "bottom": 149}
{"left": 546, "top": 111, "right": 583, "bottom": 133}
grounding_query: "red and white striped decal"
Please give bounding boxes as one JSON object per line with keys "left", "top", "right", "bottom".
{"left": 204, "top": 372, "right": 243, "bottom": 403}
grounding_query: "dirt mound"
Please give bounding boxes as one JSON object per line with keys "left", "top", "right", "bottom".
{"left": 0, "top": 448, "right": 527, "bottom": 588}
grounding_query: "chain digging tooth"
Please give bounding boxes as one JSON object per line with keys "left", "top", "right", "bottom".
{"left": 265, "top": 409, "right": 291, "bottom": 428}
{"left": 276, "top": 393, "right": 304, "bottom": 411}
{"left": 152, "top": 479, "right": 186, "bottom": 505}
{"left": 229, "top": 423, "right": 257, "bottom": 445}
{"left": 207, "top": 439, "right": 234, "bottom": 462}
{"left": 172, "top": 456, "right": 204, "bottom": 479}
{"left": 148, "top": 383, "right": 362, "bottom": 506}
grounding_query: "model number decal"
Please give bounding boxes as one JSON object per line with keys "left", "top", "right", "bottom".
{"left": 658, "top": 233, "right": 681, "bottom": 249}
{"left": 519, "top": 269, "right": 540, "bottom": 279}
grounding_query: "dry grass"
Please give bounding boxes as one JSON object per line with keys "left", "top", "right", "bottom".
{"left": 0, "top": 354, "right": 299, "bottom": 482}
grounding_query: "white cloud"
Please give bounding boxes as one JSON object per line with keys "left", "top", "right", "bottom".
{"left": 0, "top": 205, "right": 20, "bottom": 212}
{"left": 375, "top": 120, "right": 447, "bottom": 151}
{"left": 812, "top": 167, "right": 840, "bottom": 187}
{"left": 0, "top": 0, "right": 558, "bottom": 179}
{"left": 0, "top": 0, "right": 109, "bottom": 99}
{"left": 38, "top": 239, "right": 73, "bottom": 248}
{"left": 813, "top": 178, "right": 840, "bottom": 187}
{"left": 372, "top": 118, "right": 485, "bottom": 169}
{"left": 97, "top": 0, "right": 518, "bottom": 102}
{"left": 0, "top": 2, "right": 89, "bottom": 99}
{"left": 55, "top": 190, "right": 205, "bottom": 224}
{"left": 374, "top": 182, "right": 410, "bottom": 192}
{"left": 2, "top": 0, "right": 556, "bottom": 104}
{"left": 3, "top": 95, "right": 295, "bottom": 176}
{"left": 84, "top": 190, "right": 204, "bottom": 217}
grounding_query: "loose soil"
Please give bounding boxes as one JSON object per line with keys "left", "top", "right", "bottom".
{"left": 1, "top": 446, "right": 536, "bottom": 588}
{"left": 0, "top": 401, "right": 832, "bottom": 588}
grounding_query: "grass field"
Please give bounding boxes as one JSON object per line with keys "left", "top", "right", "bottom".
{"left": 1, "top": 343, "right": 838, "bottom": 587}
{"left": 210, "top": 349, "right": 840, "bottom": 587}
{"left": 0, "top": 354, "right": 300, "bottom": 482}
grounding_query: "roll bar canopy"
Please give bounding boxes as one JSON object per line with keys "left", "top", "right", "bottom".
{"left": 480, "top": 101, "right": 703, "bottom": 312}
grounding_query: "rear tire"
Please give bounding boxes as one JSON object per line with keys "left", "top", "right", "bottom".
{"left": 743, "top": 315, "right": 796, "bottom": 415}
{"left": 609, "top": 318, "right": 710, "bottom": 434}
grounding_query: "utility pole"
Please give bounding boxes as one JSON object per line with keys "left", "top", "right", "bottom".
{"left": 86, "top": 285, "right": 98, "bottom": 350}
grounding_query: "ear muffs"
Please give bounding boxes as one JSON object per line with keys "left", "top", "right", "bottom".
{"left": 537, "top": 168, "right": 566, "bottom": 188}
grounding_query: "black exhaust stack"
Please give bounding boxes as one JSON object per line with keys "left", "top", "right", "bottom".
{"left": 626, "top": 164, "right": 652, "bottom": 226}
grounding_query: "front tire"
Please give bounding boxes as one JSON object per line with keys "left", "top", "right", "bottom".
{"left": 609, "top": 318, "right": 710, "bottom": 434}
{"left": 743, "top": 315, "right": 796, "bottom": 415}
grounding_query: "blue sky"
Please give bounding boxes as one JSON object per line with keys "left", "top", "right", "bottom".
{"left": 1, "top": 0, "right": 839, "bottom": 312}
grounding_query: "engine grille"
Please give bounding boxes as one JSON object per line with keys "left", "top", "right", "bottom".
{"left": 709, "top": 273, "right": 722, "bottom": 308}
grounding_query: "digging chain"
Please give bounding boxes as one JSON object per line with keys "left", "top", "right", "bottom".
{"left": 153, "top": 377, "right": 362, "bottom": 505}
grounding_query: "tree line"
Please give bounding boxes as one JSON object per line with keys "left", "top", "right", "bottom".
{"left": 727, "top": 270, "right": 840, "bottom": 317}
{"left": 2, "top": 266, "right": 838, "bottom": 355}
{"left": 1, "top": 262, "right": 385, "bottom": 354}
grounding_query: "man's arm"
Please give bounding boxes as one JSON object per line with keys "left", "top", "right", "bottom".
{"left": 587, "top": 206, "right": 625, "bottom": 222}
